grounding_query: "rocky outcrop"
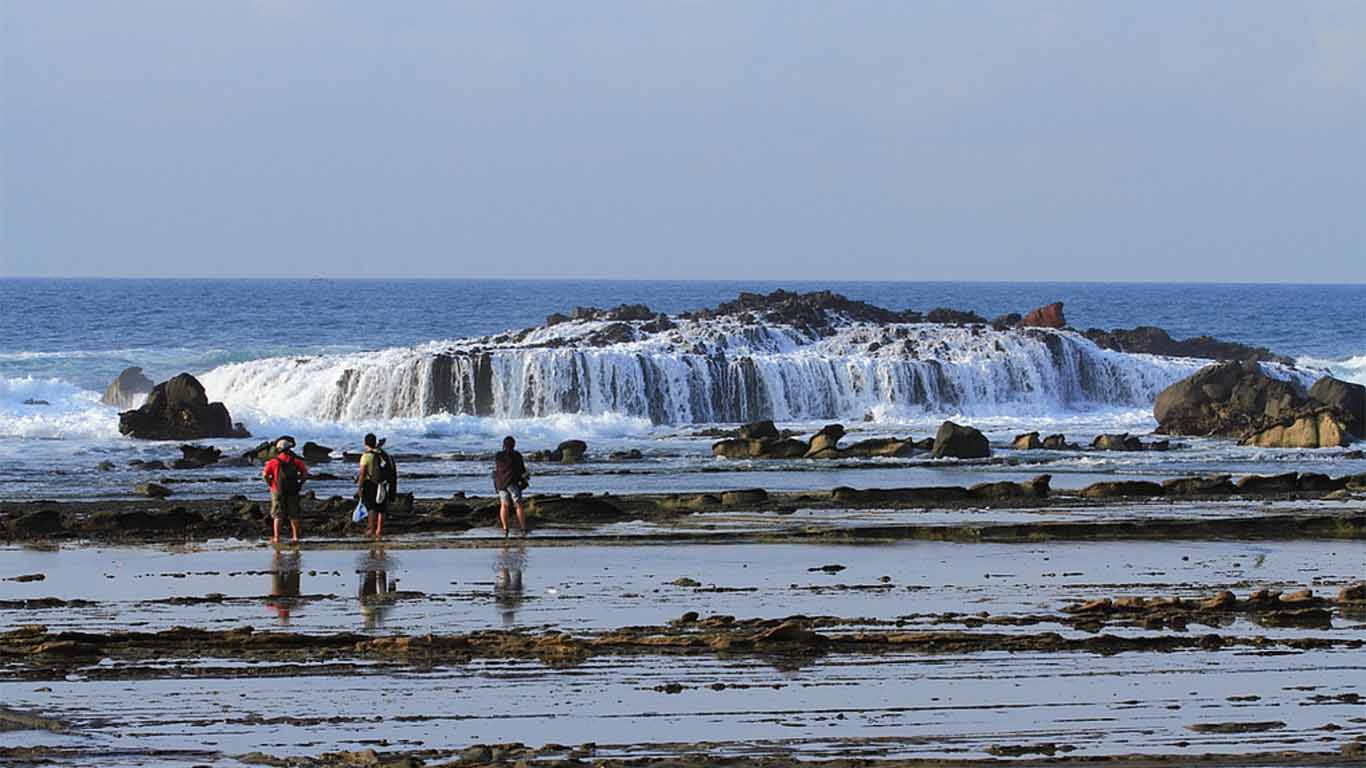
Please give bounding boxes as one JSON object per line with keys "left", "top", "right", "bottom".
{"left": 1012, "top": 432, "right": 1042, "bottom": 450}
{"left": 174, "top": 444, "right": 221, "bottom": 469}
{"left": 301, "top": 442, "right": 333, "bottom": 463}
{"left": 1307, "top": 376, "right": 1365, "bottom": 438}
{"left": 1154, "top": 362, "right": 1358, "bottom": 447}
{"left": 931, "top": 421, "right": 990, "bottom": 459}
{"left": 118, "top": 373, "right": 250, "bottom": 441}
{"left": 804, "top": 424, "right": 846, "bottom": 458}
{"left": 101, "top": 367, "right": 155, "bottom": 409}
{"left": 712, "top": 423, "right": 912, "bottom": 460}
{"left": 529, "top": 440, "right": 589, "bottom": 463}
{"left": 1019, "top": 302, "right": 1065, "bottom": 329}
{"left": 1084, "top": 327, "right": 1291, "bottom": 365}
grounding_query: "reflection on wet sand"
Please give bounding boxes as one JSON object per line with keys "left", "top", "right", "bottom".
{"left": 494, "top": 542, "right": 526, "bottom": 626}
{"left": 266, "top": 550, "right": 302, "bottom": 624}
{"left": 358, "top": 548, "right": 395, "bottom": 629}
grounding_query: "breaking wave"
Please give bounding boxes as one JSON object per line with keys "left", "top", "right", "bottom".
{"left": 198, "top": 317, "right": 1226, "bottom": 426}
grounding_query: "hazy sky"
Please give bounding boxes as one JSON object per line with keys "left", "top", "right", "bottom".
{"left": 3, "top": 2, "right": 1363, "bottom": 281}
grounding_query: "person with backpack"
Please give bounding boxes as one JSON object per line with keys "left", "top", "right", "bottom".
{"left": 356, "top": 433, "right": 397, "bottom": 539}
{"left": 492, "top": 435, "right": 530, "bottom": 536}
{"left": 263, "top": 438, "right": 309, "bottom": 544}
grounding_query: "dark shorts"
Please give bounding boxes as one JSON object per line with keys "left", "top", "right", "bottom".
{"left": 270, "top": 493, "right": 301, "bottom": 522}
{"left": 361, "top": 482, "right": 388, "bottom": 516}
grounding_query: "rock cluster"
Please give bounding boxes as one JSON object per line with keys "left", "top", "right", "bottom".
{"left": 118, "top": 373, "right": 250, "bottom": 441}
{"left": 712, "top": 420, "right": 916, "bottom": 460}
{"left": 1154, "top": 362, "right": 1363, "bottom": 448}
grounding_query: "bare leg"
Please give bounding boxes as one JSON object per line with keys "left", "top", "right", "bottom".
{"left": 499, "top": 498, "right": 510, "bottom": 535}
{"left": 290, "top": 519, "right": 300, "bottom": 544}
{"left": 271, "top": 518, "right": 280, "bottom": 544}
{"left": 514, "top": 502, "right": 526, "bottom": 534}
{"left": 373, "top": 513, "right": 383, "bottom": 540}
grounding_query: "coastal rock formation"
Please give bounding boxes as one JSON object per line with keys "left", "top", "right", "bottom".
{"left": 932, "top": 421, "right": 990, "bottom": 459}
{"left": 530, "top": 440, "right": 589, "bottom": 463}
{"left": 1307, "top": 376, "right": 1365, "bottom": 438}
{"left": 1154, "top": 363, "right": 1359, "bottom": 447}
{"left": 1020, "top": 302, "right": 1066, "bottom": 329}
{"left": 1084, "top": 327, "right": 1291, "bottom": 365}
{"left": 712, "top": 422, "right": 912, "bottom": 460}
{"left": 101, "top": 366, "right": 155, "bottom": 409}
{"left": 804, "top": 424, "right": 846, "bottom": 458}
{"left": 1012, "top": 432, "right": 1042, "bottom": 450}
{"left": 118, "top": 373, "right": 250, "bottom": 441}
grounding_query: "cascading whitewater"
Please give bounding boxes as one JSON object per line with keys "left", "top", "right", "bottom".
{"left": 198, "top": 312, "right": 1212, "bottom": 425}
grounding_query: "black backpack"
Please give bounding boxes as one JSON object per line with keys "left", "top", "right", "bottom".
{"left": 375, "top": 449, "right": 398, "bottom": 503}
{"left": 274, "top": 457, "right": 302, "bottom": 497}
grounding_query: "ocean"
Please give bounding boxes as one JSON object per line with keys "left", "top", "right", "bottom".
{"left": 2, "top": 279, "right": 1363, "bottom": 500}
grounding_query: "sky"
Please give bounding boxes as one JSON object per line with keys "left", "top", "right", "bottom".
{"left": 2, "top": 2, "right": 1363, "bottom": 281}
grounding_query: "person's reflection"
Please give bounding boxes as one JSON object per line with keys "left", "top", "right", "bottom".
{"left": 358, "top": 547, "right": 393, "bottom": 629}
{"left": 266, "top": 550, "right": 302, "bottom": 624}
{"left": 494, "top": 541, "right": 526, "bottom": 626}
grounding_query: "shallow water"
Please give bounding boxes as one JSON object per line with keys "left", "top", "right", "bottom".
{"left": 4, "top": 539, "right": 1362, "bottom": 637}
{"left": 3, "top": 646, "right": 1362, "bottom": 765}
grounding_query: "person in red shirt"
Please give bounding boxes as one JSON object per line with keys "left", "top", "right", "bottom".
{"left": 263, "top": 438, "right": 309, "bottom": 544}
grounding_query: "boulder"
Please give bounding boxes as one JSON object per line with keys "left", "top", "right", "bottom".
{"left": 738, "top": 420, "right": 780, "bottom": 441}
{"left": 178, "top": 444, "right": 221, "bottom": 467}
{"left": 1308, "top": 376, "right": 1364, "bottom": 438}
{"left": 1297, "top": 473, "right": 1346, "bottom": 492}
{"left": 118, "top": 373, "right": 251, "bottom": 441}
{"left": 556, "top": 440, "right": 588, "bottom": 463}
{"left": 1092, "top": 433, "right": 1143, "bottom": 451}
{"left": 804, "top": 424, "right": 846, "bottom": 458}
{"left": 990, "top": 313, "right": 1022, "bottom": 331}
{"left": 720, "top": 488, "right": 768, "bottom": 506}
{"left": 1041, "top": 433, "right": 1077, "bottom": 450}
{"left": 101, "top": 366, "right": 155, "bottom": 409}
{"left": 242, "top": 437, "right": 293, "bottom": 464}
{"left": 712, "top": 438, "right": 768, "bottom": 459}
{"left": 1241, "top": 409, "right": 1351, "bottom": 449}
{"left": 1012, "top": 432, "right": 1042, "bottom": 450}
{"left": 764, "top": 438, "right": 811, "bottom": 459}
{"left": 1154, "top": 361, "right": 1304, "bottom": 438}
{"left": 301, "top": 442, "right": 333, "bottom": 463}
{"left": 1019, "top": 301, "right": 1065, "bottom": 329}
{"left": 926, "top": 308, "right": 988, "bottom": 325}
{"left": 932, "top": 421, "right": 990, "bottom": 459}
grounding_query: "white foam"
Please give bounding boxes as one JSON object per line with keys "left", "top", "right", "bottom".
{"left": 0, "top": 377, "right": 121, "bottom": 440}
{"left": 1298, "top": 354, "right": 1366, "bottom": 386}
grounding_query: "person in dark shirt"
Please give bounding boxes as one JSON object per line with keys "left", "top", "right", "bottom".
{"left": 492, "top": 435, "right": 529, "bottom": 536}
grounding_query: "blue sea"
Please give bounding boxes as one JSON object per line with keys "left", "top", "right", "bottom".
{"left": 1, "top": 279, "right": 1363, "bottom": 500}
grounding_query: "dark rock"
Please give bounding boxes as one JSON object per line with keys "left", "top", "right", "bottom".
{"left": 9, "top": 509, "right": 63, "bottom": 536}
{"left": 21, "top": 398, "right": 50, "bottom": 406}
{"left": 101, "top": 366, "right": 155, "bottom": 408}
{"left": 135, "top": 482, "right": 172, "bottom": 499}
{"left": 1307, "top": 377, "right": 1365, "bottom": 438}
{"left": 970, "top": 475, "right": 1051, "bottom": 499}
{"left": 738, "top": 420, "right": 780, "bottom": 441}
{"left": 913, "top": 437, "right": 935, "bottom": 450}
{"left": 1079, "top": 481, "right": 1164, "bottom": 498}
{"left": 1011, "top": 432, "right": 1042, "bottom": 450}
{"left": 1092, "top": 433, "right": 1143, "bottom": 451}
{"left": 720, "top": 489, "right": 767, "bottom": 506}
{"left": 831, "top": 486, "right": 969, "bottom": 504}
{"left": 608, "top": 449, "right": 643, "bottom": 461}
{"left": 544, "top": 312, "right": 569, "bottom": 326}
{"left": 1020, "top": 301, "right": 1065, "bottom": 329}
{"left": 926, "top": 307, "right": 988, "bottom": 325}
{"left": 95, "top": 461, "right": 116, "bottom": 472}
{"left": 1041, "top": 433, "right": 1077, "bottom": 450}
{"left": 178, "top": 444, "right": 221, "bottom": 466}
{"left": 1084, "top": 326, "right": 1291, "bottom": 365}
{"left": 932, "top": 421, "right": 990, "bottom": 459}
{"left": 1236, "top": 473, "right": 1299, "bottom": 494}
{"left": 990, "top": 313, "right": 1021, "bottom": 331}
{"left": 524, "top": 495, "right": 627, "bottom": 522}
{"left": 1154, "top": 361, "right": 1305, "bottom": 439}
{"left": 118, "top": 373, "right": 251, "bottom": 441}
{"left": 301, "top": 442, "right": 333, "bottom": 463}
{"left": 114, "top": 507, "right": 203, "bottom": 531}
{"left": 1297, "top": 473, "right": 1346, "bottom": 492}
{"left": 839, "top": 437, "right": 915, "bottom": 458}
{"left": 1162, "top": 475, "right": 1235, "bottom": 495}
